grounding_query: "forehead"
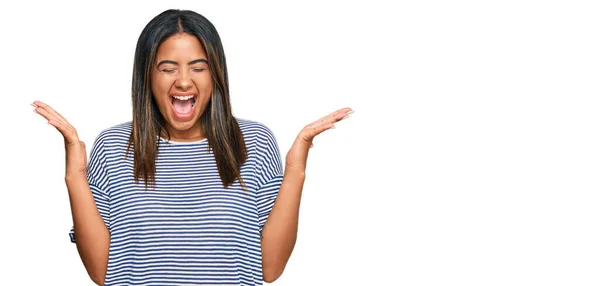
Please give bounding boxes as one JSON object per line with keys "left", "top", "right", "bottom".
{"left": 156, "top": 33, "right": 207, "bottom": 60}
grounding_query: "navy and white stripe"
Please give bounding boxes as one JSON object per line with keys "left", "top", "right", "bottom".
{"left": 69, "top": 118, "right": 283, "bottom": 286}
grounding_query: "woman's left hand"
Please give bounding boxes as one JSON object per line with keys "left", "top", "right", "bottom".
{"left": 285, "top": 107, "right": 353, "bottom": 173}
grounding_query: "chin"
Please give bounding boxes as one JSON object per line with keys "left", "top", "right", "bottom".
{"left": 168, "top": 118, "right": 200, "bottom": 131}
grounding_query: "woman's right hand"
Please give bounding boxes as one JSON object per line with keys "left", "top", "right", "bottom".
{"left": 33, "top": 101, "right": 88, "bottom": 178}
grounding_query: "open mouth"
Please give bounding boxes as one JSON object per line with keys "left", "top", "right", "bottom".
{"left": 170, "top": 94, "right": 197, "bottom": 117}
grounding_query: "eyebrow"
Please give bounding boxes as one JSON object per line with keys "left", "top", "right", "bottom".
{"left": 157, "top": 59, "right": 208, "bottom": 68}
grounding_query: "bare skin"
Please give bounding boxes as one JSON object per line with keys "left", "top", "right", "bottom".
{"left": 32, "top": 101, "right": 109, "bottom": 285}
{"left": 261, "top": 107, "right": 353, "bottom": 282}
{"left": 33, "top": 33, "right": 354, "bottom": 284}
{"left": 151, "top": 33, "right": 213, "bottom": 142}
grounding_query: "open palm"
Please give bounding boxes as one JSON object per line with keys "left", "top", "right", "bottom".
{"left": 32, "top": 101, "right": 88, "bottom": 176}
{"left": 285, "top": 107, "right": 353, "bottom": 172}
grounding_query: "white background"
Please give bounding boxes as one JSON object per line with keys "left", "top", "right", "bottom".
{"left": 1, "top": 0, "right": 599, "bottom": 285}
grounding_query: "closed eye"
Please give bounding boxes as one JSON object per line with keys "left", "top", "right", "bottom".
{"left": 192, "top": 68, "right": 206, "bottom": 72}
{"left": 161, "top": 69, "right": 176, "bottom": 73}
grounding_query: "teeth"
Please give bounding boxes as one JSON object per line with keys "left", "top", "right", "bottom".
{"left": 173, "top": 95, "right": 194, "bottom": 100}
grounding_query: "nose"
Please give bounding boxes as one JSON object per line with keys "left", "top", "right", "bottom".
{"left": 174, "top": 69, "right": 193, "bottom": 90}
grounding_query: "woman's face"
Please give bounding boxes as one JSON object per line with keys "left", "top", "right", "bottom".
{"left": 151, "top": 33, "right": 213, "bottom": 139}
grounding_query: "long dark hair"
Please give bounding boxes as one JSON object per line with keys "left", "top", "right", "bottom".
{"left": 128, "top": 9, "right": 247, "bottom": 190}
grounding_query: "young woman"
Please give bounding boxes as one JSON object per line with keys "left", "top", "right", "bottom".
{"left": 32, "top": 9, "right": 352, "bottom": 286}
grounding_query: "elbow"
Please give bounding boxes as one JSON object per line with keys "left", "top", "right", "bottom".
{"left": 82, "top": 258, "right": 107, "bottom": 285}
{"left": 74, "top": 240, "right": 109, "bottom": 286}
{"left": 85, "top": 262, "right": 107, "bottom": 285}
{"left": 262, "top": 263, "right": 286, "bottom": 283}
{"left": 261, "top": 233, "right": 296, "bottom": 283}
{"left": 90, "top": 274, "right": 105, "bottom": 286}
{"left": 80, "top": 256, "right": 107, "bottom": 285}
{"left": 263, "top": 269, "right": 282, "bottom": 283}
{"left": 87, "top": 264, "right": 106, "bottom": 285}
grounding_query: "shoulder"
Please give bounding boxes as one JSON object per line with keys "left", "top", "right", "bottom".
{"left": 90, "top": 121, "right": 132, "bottom": 151}
{"left": 235, "top": 117, "right": 278, "bottom": 145}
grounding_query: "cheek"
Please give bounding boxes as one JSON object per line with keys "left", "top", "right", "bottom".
{"left": 194, "top": 72, "right": 213, "bottom": 91}
{"left": 152, "top": 76, "right": 171, "bottom": 95}
{"left": 150, "top": 79, "right": 171, "bottom": 111}
{"left": 195, "top": 76, "right": 213, "bottom": 108}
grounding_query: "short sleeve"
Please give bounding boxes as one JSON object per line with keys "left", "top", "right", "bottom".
{"left": 255, "top": 125, "right": 284, "bottom": 233}
{"left": 69, "top": 134, "right": 112, "bottom": 243}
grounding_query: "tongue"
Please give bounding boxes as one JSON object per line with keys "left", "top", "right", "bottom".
{"left": 173, "top": 99, "right": 192, "bottom": 114}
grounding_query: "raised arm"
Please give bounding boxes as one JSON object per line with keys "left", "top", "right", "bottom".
{"left": 33, "top": 101, "right": 110, "bottom": 285}
{"left": 260, "top": 107, "right": 353, "bottom": 282}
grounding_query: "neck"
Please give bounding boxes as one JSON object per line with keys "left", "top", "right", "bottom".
{"left": 162, "top": 121, "right": 205, "bottom": 142}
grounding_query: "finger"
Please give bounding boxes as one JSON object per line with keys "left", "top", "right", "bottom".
{"left": 34, "top": 103, "right": 80, "bottom": 142}
{"left": 34, "top": 105, "right": 60, "bottom": 122}
{"left": 34, "top": 105, "right": 74, "bottom": 132}
{"left": 48, "top": 119, "right": 79, "bottom": 144}
{"left": 308, "top": 112, "right": 344, "bottom": 128}
{"left": 303, "top": 122, "right": 335, "bottom": 141}
{"left": 36, "top": 102, "right": 70, "bottom": 126}
{"left": 47, "top": 119, "right": 69, "bottom": 136}
{"left": 315, "top": 107, "right": 351, "bottom": 123}
{"left": 340, "top": 109, "right": 354, "bottom": 120}
{"left": 309, "top": 108, "right": 353, "bottom": 128}
{"left": 33, "top": 101, "right": 70, "bottom": 125}
{"left": 34, "top": 107, "right": 73, "bottom": 132}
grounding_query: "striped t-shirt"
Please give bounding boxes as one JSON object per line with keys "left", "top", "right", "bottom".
{"left": 69, "top": 118, "right": 284, "bottom": 286}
